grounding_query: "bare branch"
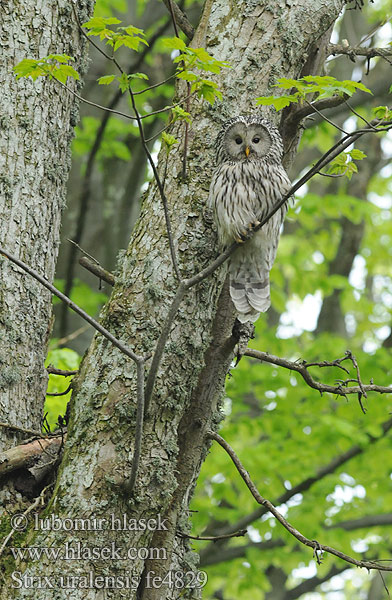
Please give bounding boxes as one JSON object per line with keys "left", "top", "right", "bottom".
{"left": 304, "top": 98, "right": 348, "bottom": 134}
{"left": 178, "top": 529, "right": 247, "bottom": 542}
{"left": 0, "top": 484, "right": 53, "bottom": 557}
{"left": 125, "top": 359, "right": 146, "bottom": 492}
{"left": 208, "top": 431, "right": 392, "bottom": 572}
{"left": 46, "top": 384, "right": 72, "bottom": 397}
{"left": 244, "top": 348, "right": 391, "bottom": 397}
{"left": 0, "top": 422, "right": 45, "bottom": 438}
{"left": 79, "top": 256, "right": 116, "bottom": 286}
{"left": 46, "top": 366, "right": 78, "bottom": 376}
{"left": 161, "top": 0, "right": 195, "bottom": 40}
{"left": 328, "top": 43, "right": 392, "bottom": 60}
{"left": 0, "top": 437, "right": 63, "bottom": 477}
{"left": 328, "top": 513, "right": 392, "bottom": 531}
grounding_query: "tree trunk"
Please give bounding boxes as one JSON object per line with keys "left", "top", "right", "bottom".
{"left": 1, "top": 1, "right": 348, "bottom": 598}
{"left": 0, "top": 0, "right": 93, "bottom": 451}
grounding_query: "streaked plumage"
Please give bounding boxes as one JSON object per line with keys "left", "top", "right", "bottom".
{"left": 208, "top": 115, "right": 291, "bottom": 322}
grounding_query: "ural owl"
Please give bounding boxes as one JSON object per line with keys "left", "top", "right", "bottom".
{"left": 208, "top": 115, "right": 291, "bottom": 323}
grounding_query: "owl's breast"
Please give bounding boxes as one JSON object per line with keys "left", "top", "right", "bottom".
{"left": 209, "top": 161, "right": 286, "bottom": 245}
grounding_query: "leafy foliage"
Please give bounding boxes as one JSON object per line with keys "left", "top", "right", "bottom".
{"left": 327, "top": 149, "right": 367, "bottom": 180}
{"left": 256, "top": 75, "right": 372, "bottom": 111}
{"left": 82, "top": 17, "right": 149, "bottom": 52}
{"left": 162, "top": 37, "right": 229, "bottom": 104}
{"left": 13, "top": 54, "right": 79, "bottom": 84}
{"left": 44, "top": 348, "right": 81, "bottom": 430}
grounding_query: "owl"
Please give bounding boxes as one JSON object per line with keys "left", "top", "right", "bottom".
{"left": 208, "top": 115, "right": 291, "bottom": 323}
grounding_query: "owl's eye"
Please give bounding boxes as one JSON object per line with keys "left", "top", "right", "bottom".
{"left": 252, "top": 137, "right": 260, "bottom": 144}
{"left": 235, "top": 137, "right": 242, "bottom": 145}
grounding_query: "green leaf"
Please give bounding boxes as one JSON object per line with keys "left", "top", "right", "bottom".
{"left": 176, "top": 71, "right": 198, "bottom": 82}
{"left": 373, "top": 105, "right": 391, "bottom": 119}
{"left": 97, "top": 74, "right": 116, "bottom": 85}
{"left": 13, "top": 58, "right": 40, "bottom": 79}
{"left": 171, "top": 105, "right": 192, "bottom": 123}
{"left": 47, "top": 54, "right": 74, "bottom": 62}
{"left": 117, "top": 72, "right": 130, "bottom": 92}
{"left": 349, "top": 149, "right": 367, "bottom": 160}
{"left": 129, "top": 72, "right": 149, "bottom": 80}
{"left": 58, "top": 65, "right": 79, "bottom": 80}
{"left": 162, "top": 132, "right": 178, "bottom": 154}
{"left": 161, "top": 37, "right": 187, "bottom": 51}
{"left": 255, "top": 94, "right": 298, "bottom": 111}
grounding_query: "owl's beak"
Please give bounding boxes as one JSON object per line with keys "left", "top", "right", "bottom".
{"left": 245, "top": 146, "right": 250, "bottom": 157}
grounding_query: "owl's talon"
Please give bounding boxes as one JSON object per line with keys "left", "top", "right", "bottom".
{"left": 236, "top": 221, "right": 261, "bottom": 243}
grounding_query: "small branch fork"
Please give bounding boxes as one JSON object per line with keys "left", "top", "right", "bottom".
{"left": 208, "top": 431, "right": 392, "bottom": 572}
{"left": 244, "top": 348, "right": 391, "bottom": 405}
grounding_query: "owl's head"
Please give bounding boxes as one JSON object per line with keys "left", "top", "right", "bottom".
{"left": 215, "top": 115, "right": 283, "bottom": 165}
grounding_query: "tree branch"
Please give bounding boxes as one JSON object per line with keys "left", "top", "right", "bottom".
{"left": 328, "top": 43, "right": 392, "bottom": 59}
{"left": 0, "top": 436, "right": 63, "bottom": 477}
{"left": 161, "top": 0, "right": 195, "bottom": 40}
{"left": 328, "top": 514, "right": 392, "bottom": 531}
{"left": 244, "top": 348, "right": 391, "bottom": 397}
{"left": 46, "top": 366, "right": 78, "bottom": 377}
{"left": 79, "top": 256, "right": 115, "bottom": 286}
{"left": 208, "top": 431, "right": 392, "bottom": 572}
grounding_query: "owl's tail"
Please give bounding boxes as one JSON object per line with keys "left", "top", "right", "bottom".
{"left": 229, "top": 252, "right": 270, "bottom": 323}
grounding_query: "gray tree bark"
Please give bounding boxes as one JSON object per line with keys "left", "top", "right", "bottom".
{"left": 0, "top": 0, "right": 93, "bottom": 451}
{"left": 1, "top": 1, "right": 349, "bottom": 598}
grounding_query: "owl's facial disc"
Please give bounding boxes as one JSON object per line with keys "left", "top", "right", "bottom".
{"left": 224, "top": 122, "right": 272, "bottom": 161}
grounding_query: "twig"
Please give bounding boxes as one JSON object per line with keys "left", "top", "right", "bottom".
{"left": 54, "top": 325, "right": 89, "bottom": 348}
{"left": 177, "top": 529, "right": 247, "bottom": 541}
{"left": 304, "top": 98, "right": 348, "bottom": 134}
{"left": 208, "top": 431, "right": 392, "bottom": 572}
{"left": 46, "top": 366, "right": 78, "bottom": 376}
{"left": 79, "top": 256, "right": 116, "bottom": 286}
{"left": 344, "top": 100, "right": 377, "bottom": 130}
{"left": 244, "top": 349, "right": 391, "bottom": 397}
{"left": 145, "top": 281, "right": 187, "bottom": 410}
{"left": 68, "top": 239, "right": 99, "bottom": 263}
{"left": 161, "top": 0, "right": 195, "bottom": 39}
{"left": 126, "top": 359, "right": 146, "bottom": 492}
{"left": 57, "top": 80, "right": 193, "bottom": 122}
{"left": 318, "top": 169, "right": 348, "bottom": 178}
{"left": 46, "top": 384, "right": 72, "bottom": 397}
